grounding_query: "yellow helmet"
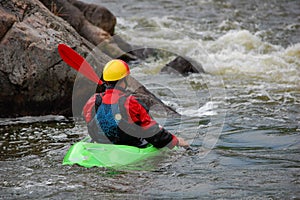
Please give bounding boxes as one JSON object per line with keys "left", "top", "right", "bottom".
{"left": 103, "top": 59, "right": 130, "bottom": 81}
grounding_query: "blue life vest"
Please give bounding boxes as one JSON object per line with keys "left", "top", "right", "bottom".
{"left": 88, "top": 93, "right": 148, "bottom": 147}
{"left": 96, "top": 101, "right": 122, "bottom": 140}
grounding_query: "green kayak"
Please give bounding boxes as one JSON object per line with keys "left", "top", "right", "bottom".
{"left": 63, "top": 137, "right": 170, "bottom": 169}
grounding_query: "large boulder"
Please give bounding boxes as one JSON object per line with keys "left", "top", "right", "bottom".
{"left": 39, "top": 0, "right": 161, "bottom": 62}
{"left": 39, "top": 0, "right": 113, "bottom": 45}
{"left": 39, "top": 0, "right": 137, "bottom": 61}
{"left": 161, "top": 56, "right": 205, "bottom": 76}
{"left": 0, "top": 0, "right": 178, "bottom": 117}
{"left": 0, "top": 0, "right": 99, "bottom": 117}
{"left": 70, "top": 0, "right": 116, "bottom": 35}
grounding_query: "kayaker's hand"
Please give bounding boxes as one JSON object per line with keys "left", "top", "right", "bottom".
{"left": 177, "top": 137, "right": 190, "bottom": 149}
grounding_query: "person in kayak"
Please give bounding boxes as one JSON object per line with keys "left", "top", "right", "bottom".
{"left": 83, "top": 59, "right": 189, "bottom": 149}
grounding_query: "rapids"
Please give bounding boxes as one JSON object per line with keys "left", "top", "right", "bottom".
{"left": 1, "top": 0, "right": 299, "bottom": 199}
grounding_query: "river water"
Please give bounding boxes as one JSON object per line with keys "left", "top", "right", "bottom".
{"left": 1, "top": 0, "right": 299, "bottom": 199}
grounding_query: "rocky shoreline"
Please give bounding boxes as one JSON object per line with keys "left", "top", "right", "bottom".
{"left": 0, "top": 0, "right": 203, "bottom": 118}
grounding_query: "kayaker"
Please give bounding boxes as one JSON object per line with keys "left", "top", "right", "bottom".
{"left": 83, "top": 59, "right": 189, "bottom": 149}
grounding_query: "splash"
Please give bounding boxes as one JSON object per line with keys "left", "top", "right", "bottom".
{"left": 199, "top": 30, "right": 300, "bottom": 84}
{"left": 178, "top": 101, "right": 219, "bottom": 117}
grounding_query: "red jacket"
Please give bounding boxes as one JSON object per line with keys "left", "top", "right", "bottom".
{"left": 83, "top": 88, "right": 178, "bottom": 149}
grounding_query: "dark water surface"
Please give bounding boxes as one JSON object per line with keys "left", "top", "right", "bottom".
{"left": 1, "top": 0, "right": 300, "bottom": 199}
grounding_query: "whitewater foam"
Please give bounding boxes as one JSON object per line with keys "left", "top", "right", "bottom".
{"left": 178, "top": 101, "right": 219, "bottom": 117}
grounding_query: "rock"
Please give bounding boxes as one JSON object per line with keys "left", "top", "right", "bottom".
{"left": 0, "top": 0, "right": 178, "bottom": 117}
{"left": 0, "top": 7, "right": 17, "bottom": 39}
{"left": 0, "top": 0, "right": 106, "bottom": 117}
{"left": 39, "top": 0, "right": 111, "bottom": 44}
{"left": 39, "top": 0, "right": 137, "bottom": 62}
{"left": 111, "top": 35, "right": 157, "bottom": 60}
{"left": 95, "top": 39, "right": 138, "bottom": 62}
{"left": 70, "top": 0, "right": 116, "bottom": 35}
{"left": 161, "top": 56, "right": 205, "bottom": 76}
{"left": 40, "top": 0, "right": 159, "bottom": 62}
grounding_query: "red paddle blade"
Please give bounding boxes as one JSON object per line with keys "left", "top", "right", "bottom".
{"left": 58, "top": 44, "right": 103, "bottom": 85}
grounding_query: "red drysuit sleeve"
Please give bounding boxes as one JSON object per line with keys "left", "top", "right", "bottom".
{"left": 125, "top": 96, "right": 178, "bottom": 149}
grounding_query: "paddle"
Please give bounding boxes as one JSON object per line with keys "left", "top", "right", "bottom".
{"left": 57, "top": 44, "right": 103, "bottom": 85}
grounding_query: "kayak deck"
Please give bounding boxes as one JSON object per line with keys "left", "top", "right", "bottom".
{"left": 63, "top": 137, "right": 167, "bottom": 169}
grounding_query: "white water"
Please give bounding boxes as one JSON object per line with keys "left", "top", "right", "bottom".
{"left": 2, "top": 1, "right": 300, "bottom": 199}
